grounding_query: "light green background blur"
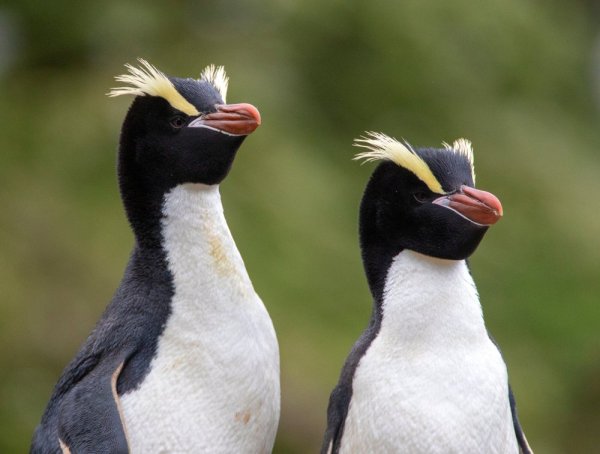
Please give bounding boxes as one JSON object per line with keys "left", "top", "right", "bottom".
{"left": 1, "top": 1, "right": 599, "bottom": 452}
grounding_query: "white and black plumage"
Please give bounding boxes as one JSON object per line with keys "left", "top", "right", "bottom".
{"left": 321, "top": 133, "right": 532, "bottom": 454}
{"left": 31, "top": 60, "right": 280, "bottom": 454}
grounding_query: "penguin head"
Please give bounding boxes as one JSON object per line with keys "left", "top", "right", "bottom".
{"left": 356, "top": 133, "right": 503, "bottom": 262}
{"left": 108, "top": 60, "right": 261, "bottom": 246}
{"left": 110, "top": 59, "right": 261, "bottom": 191}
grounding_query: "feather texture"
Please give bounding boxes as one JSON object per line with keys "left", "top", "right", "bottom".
{"left": 354, "top": 132, "right": 446, "bottom": 194}
{"left": 108, "top": 58, "right": 200, "bottom": 116}
{"left": 443, "top": 138, "right": 476, "bottom": 183}
{"left": 200, "top": 64, "right": 229, "bottom": 103}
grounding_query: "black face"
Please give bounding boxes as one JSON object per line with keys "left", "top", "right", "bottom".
{"left": 361, "top": 150, "right": 486, "bottom": 260}
{"left": 359, "top": 149, "right": 488, "bottom": 298}
{"left": 119, "top": 79, "right": 246, "bottom": 193}
{"left": 116, "top": 78, "right": 253, "bottom": 247}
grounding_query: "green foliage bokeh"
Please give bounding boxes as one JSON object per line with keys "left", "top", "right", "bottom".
{"left": 1, "top": 0, "right": 599, "bottom": 452}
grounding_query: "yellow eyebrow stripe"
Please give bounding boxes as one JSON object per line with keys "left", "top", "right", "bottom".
{"left": 107, "top": 58, "right": 200, "bottom": 116}
{"left": 354, "top": 131, "right": 446, "bottom": 194}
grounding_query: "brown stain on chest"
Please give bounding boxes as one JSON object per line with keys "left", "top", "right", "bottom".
{"left": 203, "top": 220, "right": 250, "bottom": 298}
{"left": 208, "top": 234, "right": 237, "bottom": 277}
{"left": 234, "top": 410, "right": 252, "bottom": 425}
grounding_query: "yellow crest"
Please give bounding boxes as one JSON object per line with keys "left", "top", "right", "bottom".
{"left": 108, "top": 58, "right": 200, "bottom": 116}
{"left": 354, "top": 132, "right": 446, "bottom": 194}
{"left": 442, "top": 138, "right": 476, "bottom": 183}
{"left": 200, "top": 64, "right": 229, "bottom": 103}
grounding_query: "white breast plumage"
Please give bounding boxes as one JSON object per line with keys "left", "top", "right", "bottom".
{"left": 340, "top": 250, "right": 518, "bottom": 454}
{"left": 120, "top": 183, "right": 280, "bottom": 453}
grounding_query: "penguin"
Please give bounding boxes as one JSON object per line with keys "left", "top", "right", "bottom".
{"left": 321, "top": 132, "right": 532, "bottom": 454}
{"left": 31, "top": 59, "right": 280, "bottom": 454}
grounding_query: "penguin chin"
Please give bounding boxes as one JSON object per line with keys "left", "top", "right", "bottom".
{"left": 166, "top": 133, "right": 247, "bottom": 186}
{"left": 405, "top": 226, "right": 488, "bottom": 261}
{"left": 172, "top": 164, "right": 234, "bottom": 187}
{"left": 420, "top": 246, "right": 480, "bottom": 262}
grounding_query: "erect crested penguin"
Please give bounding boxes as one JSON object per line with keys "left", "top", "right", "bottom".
{"left": 31, "top": 59, "right": 280, "bottom": 454}
{"left": 321, "top": 132, "right": 533, "bottom": 454}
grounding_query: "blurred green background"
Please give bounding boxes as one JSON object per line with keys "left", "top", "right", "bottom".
{"left": 1, "top": 0, "right": 599, "bottom": 452}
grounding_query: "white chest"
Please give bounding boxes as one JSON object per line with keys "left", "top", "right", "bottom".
{"left": 341, "top": 251, "right": 518, "bottom": 454}
{"left": 120, "top": 184, "right": 280, "bottom": 454}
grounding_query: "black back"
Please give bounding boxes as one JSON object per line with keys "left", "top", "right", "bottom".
{"left": 31, "top": 74, "right": 249, "bottom": 453}
{"left": 320, "top": 147, "right": 528, "bottom": 453}
{"left": 31, "top": 246, "right": 173, "bottom": 453}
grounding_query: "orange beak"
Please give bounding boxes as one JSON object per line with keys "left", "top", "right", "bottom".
{"left": 189, "top": 103, "right": 261, "bottom": 136}
{"left": 433, "top": 185, "right": 503, "bottom": 226}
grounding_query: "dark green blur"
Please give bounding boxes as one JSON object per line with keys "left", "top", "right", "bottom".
{"left": 1, "top": 1, "right": 599, "bottom": 452}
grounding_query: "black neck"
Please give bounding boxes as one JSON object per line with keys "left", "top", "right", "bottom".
{"left": 117, "top": 154, "right": 167, "bottom": 249}
{"left": 358, "top": 196, "right": 402, "bottom": 304}
{"left": 116, "top": 115, "right": 172, "bottom": 249}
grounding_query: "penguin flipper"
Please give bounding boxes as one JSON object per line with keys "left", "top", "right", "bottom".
{"left": 321, "top": 315, "right": 382, "bottom": 454}
{"left": 486, "top": 334, "right": 533, "bottom": 453}
{"left": 320, "top": 384, "right": 351, "bottom": 454}
{"left": 509, "top": 385, "right": 533, "bottom": 454}
{"left": 57, "top": 356, "right": 130, "bottom": 454}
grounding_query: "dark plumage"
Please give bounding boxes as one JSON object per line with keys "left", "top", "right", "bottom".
{"left": 31, "top": 60, "right": 278, "bottom": 454}
{"left": 321, "top": 134, "right": 531, "bottom": 454}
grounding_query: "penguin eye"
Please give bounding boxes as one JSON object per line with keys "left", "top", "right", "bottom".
{"left": 170, "top": 115, "right": 186, "bottom": 129}
{"left": 412, "top": 191, "right": 430, "bottom": 203}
